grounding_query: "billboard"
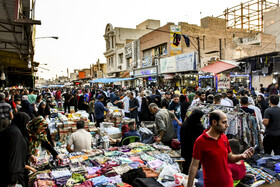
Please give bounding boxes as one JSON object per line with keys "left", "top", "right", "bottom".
{"left": 170, "top": 25, "right": 182, "bottom": 56}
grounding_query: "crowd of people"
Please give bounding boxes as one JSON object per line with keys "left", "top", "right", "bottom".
{"left": 0, "top": 82, "right": 279, "bottom": 187}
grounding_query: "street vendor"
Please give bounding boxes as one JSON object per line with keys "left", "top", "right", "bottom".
{"left": 148, "top": 103, "right": 181, "bottom": 147}
{"left": 119, "top": 121, "right": 141, "bottom": 145}
{"left": 67, "top": 120, "right": 94, "bottom": 152}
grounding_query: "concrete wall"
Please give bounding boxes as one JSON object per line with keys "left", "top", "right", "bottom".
{"left": 140, "top": 23, "right": 172, "bottom": 61}
{"left": 264, "top": 7, "right": 280, "bottom": 50}
{"left": 136, "top": 19, "right": 160, "bottom": 30}
{"left": 252, "top": 74, "right": 273, "bottom": 91}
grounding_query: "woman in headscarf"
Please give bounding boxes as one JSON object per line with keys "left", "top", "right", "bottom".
{"left": 180, "top": 110, "right": 204, "bottom": 174}
{"left": 0, "top": 112, "right": 36, "bottom": 187}
{"left": 20, "top": 95, "right": 35, "bottom": 118}
{"left": 154, "top": 95, "right": 162, "bottom": 108}
{"left": 188, "top": 92, "right": 195, "bottom": 105}
{"left": 256, "top": 94, "right": 269, "bottom": 117}
{"left": 78, "top": 95, "right": 88, "bottom": 111}
{"left": 26, "top": 116, "right": 59, "bottom": 159}
{"left": 140, "top": 96, "right": 155, "bottom": 122}
{"left": 180, "top": 95, "right": 190, "bottom": 123}
{"left": 37, "top": 101, "right": 50, "bottom": 119}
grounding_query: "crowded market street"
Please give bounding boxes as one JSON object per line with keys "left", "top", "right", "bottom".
{"left": 2, "top": 0, "right": 280, "bottom": 187}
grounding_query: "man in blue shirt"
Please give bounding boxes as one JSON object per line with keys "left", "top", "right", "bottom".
{"left": 94, "top": 95, "right": 108, "bottom": 127}
{"left": 120, "top": 121, "right": 141, "bottom": 145}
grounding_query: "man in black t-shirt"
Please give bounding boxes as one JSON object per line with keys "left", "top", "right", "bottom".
{"left": 227, "top": 90, "right": 239, "bottom": 106}
{"left": 263, "top": 95, "right": 280, "bottom": 155}
{"left": 62, "top": 90, "right": 73, "bottom": 113}
{"left": 161, "top": 91, "right": 171, "bottom": 109}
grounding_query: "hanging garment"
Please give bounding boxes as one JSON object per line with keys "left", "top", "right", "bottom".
{"left": 173, "top": 33, "right": 181, "bottom": 46}
{"left": 182, "top": 35, "right": 190, "bottom": 47}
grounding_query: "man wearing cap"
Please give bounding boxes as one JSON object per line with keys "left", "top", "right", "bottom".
{"left": 161, "top": 91, "right": 171, "bottom": 109}
{"left": 0, "top": 92, "right": 13, "bottom": 132}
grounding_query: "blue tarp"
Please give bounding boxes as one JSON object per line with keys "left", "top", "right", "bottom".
{"left": 88, "top": 78, "right": 135, "bottom": 83}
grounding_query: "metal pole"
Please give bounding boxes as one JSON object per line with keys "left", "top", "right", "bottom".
{"left": 197, "top": 37, "right": 201, "bottom": 66}
{"left": 219, "top": 38, "right": 222, "bottom": 60}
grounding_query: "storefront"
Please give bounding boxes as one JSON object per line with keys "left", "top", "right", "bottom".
{"left": 160, "top": 51, "right": 197, "bottom": 88}
{"left": 199, "top": 75, "right": 216, "bottom": 89}
{"left": 181, "top": 73, "right": 199, "bottom": 89}
{"left": 230, "top": 73, "right": 251, "bottom": 91}
{"left": 133, "top": 66, "right": 158, "bottom": 87}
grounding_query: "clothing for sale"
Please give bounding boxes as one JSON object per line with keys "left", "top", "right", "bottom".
{"left": 133, "top": 177, "right": 164, "bottom": 187}
{"left": 182, "top": 34, "right": 190, "bottom": 47}
{"left": 172, "top": 33, "right": 181, "bottom": 46}
{"left": 193, "top": 129, "right": 233, "bottom": 187}
{"left": 121, "top": 168, "right": 146, "bottom": 186}
{"left": 245, "top": 163, "right": 276, "bottom": 184}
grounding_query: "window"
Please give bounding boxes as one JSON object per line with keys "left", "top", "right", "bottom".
{"left": 118, "top": 53, "right": 123, "bottom": 64}
{"left": 106, "top": 39, "right": 110, "bottom": 51}
{"left": 111, "top": 36, "right": 114, "bottom": 49}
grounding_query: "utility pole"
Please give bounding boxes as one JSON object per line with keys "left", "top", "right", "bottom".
{"left": 197, "top": 37, "right": 201, "bottom": 66}
{"left": 219, "top": 38, "right": 222, "bottom": 60}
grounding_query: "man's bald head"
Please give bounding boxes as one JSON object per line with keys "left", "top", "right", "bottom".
{"left": 209, "top": 110, "right": 226, "bottom": 126}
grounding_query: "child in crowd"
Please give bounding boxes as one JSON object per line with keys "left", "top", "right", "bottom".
{"left": 228, "top": 139, "right": 246, "bottom": 181}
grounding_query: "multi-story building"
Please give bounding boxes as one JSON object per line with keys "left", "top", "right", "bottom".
{"left": 91, "top": 62, "right": 107, "bottom": 79}
{"left": 103, "top": 19, "right": 160, "bottom": 86}
{"left": 0, "top": 0, "right": 40, "bottom": 89}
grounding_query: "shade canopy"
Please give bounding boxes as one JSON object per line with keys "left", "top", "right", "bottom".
{"left": 88, "top": 78, "right": 135, "bottom": 83}
{"left": 199, "top": 61, "right": 238, "bottom": 74}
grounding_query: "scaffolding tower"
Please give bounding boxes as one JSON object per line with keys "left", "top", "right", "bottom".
{"left": 217, "top": 0, "right": 279, "bottom": 31}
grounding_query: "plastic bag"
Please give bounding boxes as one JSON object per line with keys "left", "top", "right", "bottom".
{"left": 138, "top": 127, "right": 153, "bottom": 144}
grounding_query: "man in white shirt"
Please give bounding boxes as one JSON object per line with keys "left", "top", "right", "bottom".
{"left": 248, "top": 102, "right": 265, "bottom": 136}
{"left": 67, "top": 121, "right": 93, "bottom": 152}
{"left": 115, "top": 91, "right": 131, "bottom": 117}
{"left": 222, "top": 93, "right": 233, "bottom": 106}
{"left": 191, "top": 91, "right": 206, "bottom": 106}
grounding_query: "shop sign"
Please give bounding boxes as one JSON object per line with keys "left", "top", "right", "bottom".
{"left": 120, "top": 71, "right": 130, "bottom": 78}
{"left": 164, "top": 74, "right": 174, "bottom": 80}
{"left": 134, "top": 67, "right": 157, "bottom": 77}
{"left": 170, "top": 25, "right": 182, "bottom": 56}
{"left": 142, "top": 56, "right": 153, "bottom": 67}
{"left": 217, "top": 74, "right": 231, "bottom": 90}
{"left": 125, "top": 43, "right": 132, "bottom": 58}
{"left": 160, "top": 56, "right": 176, "bottom": 73}
{"left": 176, "top": 51, "right": 196, "bottom": 72}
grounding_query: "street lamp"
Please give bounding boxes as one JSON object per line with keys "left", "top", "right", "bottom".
{"left": 35, "top": 36, "right": 59, "bottom": 40}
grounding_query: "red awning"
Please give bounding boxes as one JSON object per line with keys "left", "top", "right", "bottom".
{"left": 199, "top": 61, "right": 237, "bottom": 74}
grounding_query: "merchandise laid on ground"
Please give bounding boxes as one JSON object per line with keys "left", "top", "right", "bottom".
{"left": 29, "top": 106, "right": 280, "bottom": 187}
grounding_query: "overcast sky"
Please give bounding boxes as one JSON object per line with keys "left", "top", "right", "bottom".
{"left": 34, "top": 0, "right": 247, "bottom": 80}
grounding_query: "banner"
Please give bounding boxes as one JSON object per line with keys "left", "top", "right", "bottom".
{"left": 176, "top": 51, "right": 196, "bottom": 72}
{"left": 160, "top": 56, "right": 176, "bottom": 73}
{"left": 217, "top": 74, "right": 231, "bottom": 90}
{"left": 170, "top": 25, "right": 182, "bottom": 56}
